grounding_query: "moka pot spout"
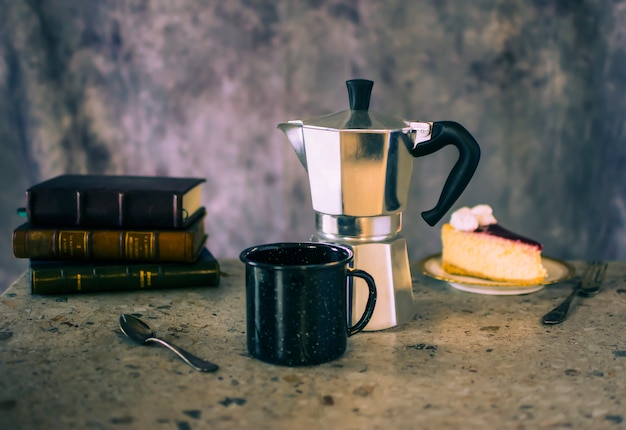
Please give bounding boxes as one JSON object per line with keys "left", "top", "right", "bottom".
{"left": 277, "top": 120, "right": 307, "bottom": 172}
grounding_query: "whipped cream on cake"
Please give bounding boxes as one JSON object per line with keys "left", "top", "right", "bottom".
{"left": 450, "top": 205, "right": 497, "bottom": 231}
{"left": 441, "top": 205, "right": 547, "bottom": 284}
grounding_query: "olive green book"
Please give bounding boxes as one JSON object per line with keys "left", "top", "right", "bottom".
{"left": 13, "top": 209, "right": 207, "bottom": 262}
{"left": 29, "top": 248, "right": 220, "bottom": 295}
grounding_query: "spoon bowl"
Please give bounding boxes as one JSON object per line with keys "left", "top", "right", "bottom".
{"left": 119, "top": 314, "right": 219, "bottom": 372}
{"left": 119, "top": 314, "right": 154, "bottom": 343}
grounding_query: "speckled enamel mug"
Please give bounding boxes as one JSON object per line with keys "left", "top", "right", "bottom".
{"left": 239, "top": 242, "right": 377, "bottom": 366}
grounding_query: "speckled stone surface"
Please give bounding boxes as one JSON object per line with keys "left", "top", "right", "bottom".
{"left": 1, "top": 260, "right": 626, "bottom": 429}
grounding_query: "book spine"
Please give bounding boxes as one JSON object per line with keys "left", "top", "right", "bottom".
{"left": 30, "top": 261, "right": 220, "bottom": 294}
{"left": 27, "top": 190, "right": 184, "bottom": 228}
{"left": 13, "top": 229, "right": 204, "bottom": 262}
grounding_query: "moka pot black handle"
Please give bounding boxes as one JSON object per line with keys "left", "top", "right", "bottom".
{"left": 410, "top": 121, "right": 481, "bottom": 226}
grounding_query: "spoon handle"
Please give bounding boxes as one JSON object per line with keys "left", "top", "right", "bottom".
{"left": 147, "top": 337, "right": 219, "bottom": 372}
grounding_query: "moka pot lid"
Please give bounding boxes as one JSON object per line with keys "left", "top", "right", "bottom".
{"left": 298, "top": 79, "right": 409, "bottom": 131}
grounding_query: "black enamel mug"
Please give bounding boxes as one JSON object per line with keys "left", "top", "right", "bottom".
{"left": 239, "top": 242, "right": 377, "bottom": 366}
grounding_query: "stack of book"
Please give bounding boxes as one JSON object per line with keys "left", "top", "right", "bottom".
{"left": 12, "top": 174, "right": 220, "bottom": 295}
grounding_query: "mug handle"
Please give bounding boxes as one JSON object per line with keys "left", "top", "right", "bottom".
{"left": 346, "top": 268, "right": 377, "bottom": 336}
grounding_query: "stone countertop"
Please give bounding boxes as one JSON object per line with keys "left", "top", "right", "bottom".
{"left": 1, "top": 260, "right": 625, "bottom": 430}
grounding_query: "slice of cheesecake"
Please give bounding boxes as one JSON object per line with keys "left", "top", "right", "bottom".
{"left": 441, "top": 205, "right": 547, "bottom": 285}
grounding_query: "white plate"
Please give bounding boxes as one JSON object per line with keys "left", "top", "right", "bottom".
{"left": 417, "top": 254, "right": 575, "bottom": 295}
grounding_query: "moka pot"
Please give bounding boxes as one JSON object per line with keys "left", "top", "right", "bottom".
{"left": 278, "top": 79, "right": 480, "bottom": 330}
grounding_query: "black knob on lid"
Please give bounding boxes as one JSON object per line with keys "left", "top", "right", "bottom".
{"left": 346, "top": 79, "right": 373, "bottom": 111}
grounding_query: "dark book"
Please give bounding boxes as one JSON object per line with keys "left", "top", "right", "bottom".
{"left": 13, "top": 210, "right": 207, "bottom": 262}
{"left": 24, "top": 174, "right": 206, "bottom": 228}
{"left": 29, "top": 248, "right": 220, "bottom": 295}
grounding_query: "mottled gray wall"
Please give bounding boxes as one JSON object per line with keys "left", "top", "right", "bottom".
{"left": 1, "top": 0, "right": 626, "bottom": 289}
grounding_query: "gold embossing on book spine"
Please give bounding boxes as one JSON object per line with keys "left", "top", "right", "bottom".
{"left": 126, "top": 232, "right": 154, "bottom": 259}
{"left": 58, "top": 231, "right": 88, "bottom": 258}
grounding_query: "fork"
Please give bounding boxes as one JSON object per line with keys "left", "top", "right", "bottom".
{"left": 541, "top": 260, "right": 608, "bottom": 325}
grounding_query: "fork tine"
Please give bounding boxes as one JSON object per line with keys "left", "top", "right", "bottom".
{"left": 594, "top": 262, "right": 608, "bottom": 284}
{"left": 581, "top": 261, "right": 599, "bottom": 285}
{"left": 579, "top": 261, "right": 607, "bottom": 296}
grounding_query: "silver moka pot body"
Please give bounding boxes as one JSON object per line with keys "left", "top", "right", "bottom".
{"left": 278, "top": 79, "right": 481, "bottom": 330}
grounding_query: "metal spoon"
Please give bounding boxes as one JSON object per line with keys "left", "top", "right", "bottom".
{"left": 119, "top": 314, "right": 218, "bottom": 372}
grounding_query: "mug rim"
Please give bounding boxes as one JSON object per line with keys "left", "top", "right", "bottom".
{"left": 239, "top": 241, "right": 354, "bottom": 269}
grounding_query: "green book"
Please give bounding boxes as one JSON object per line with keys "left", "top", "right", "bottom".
{"left": 29, "top": 248, "right": 220, "bottom": 295}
